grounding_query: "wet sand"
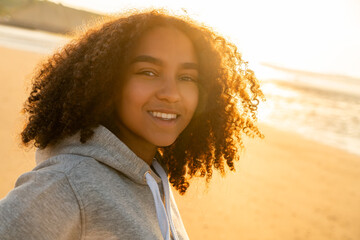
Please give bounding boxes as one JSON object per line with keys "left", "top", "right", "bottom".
{"left": 1, "top": 46, "right": 359, "bottom": 240}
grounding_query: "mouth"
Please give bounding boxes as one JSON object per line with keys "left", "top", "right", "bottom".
{"left": 148, "top": 111, "right": 179, "bottom": 121}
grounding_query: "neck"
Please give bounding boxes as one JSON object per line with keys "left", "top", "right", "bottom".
{"left": 124, "top": 140, "right": 157, "bottom": 166}
{"left": 104, "top": 122, "right": 157, "bottom": 166}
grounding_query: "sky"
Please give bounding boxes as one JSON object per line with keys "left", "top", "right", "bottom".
{"left": 49, "top": 0, "right": 360, "bottom": 78}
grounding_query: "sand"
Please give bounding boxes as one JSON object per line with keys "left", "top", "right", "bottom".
{"left": 174, "top": 126, "right": 360, "bottom": 240}
{"left": 1, "top": 46, "right": 359, "bottom": 240}
{"left": 0, "top": 46, "right": 43, "bottom": 197}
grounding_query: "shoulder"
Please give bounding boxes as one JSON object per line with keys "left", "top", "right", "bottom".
{"left": 33, "top": 154, "right": 135, "bottom": 204}
{"left": 0, "top": 162, "right": 83, "bottom": 239}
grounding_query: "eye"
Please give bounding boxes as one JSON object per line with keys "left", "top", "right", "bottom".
{"left": 179, "top": 75, "right": 198, "bottom": 83}
{"left": 137, "top": 70, "right": 158, "bottom": 77}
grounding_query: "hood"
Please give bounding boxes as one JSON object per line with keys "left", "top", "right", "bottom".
{"left": 35, "top": 125, "right": 161, "bottom": 185}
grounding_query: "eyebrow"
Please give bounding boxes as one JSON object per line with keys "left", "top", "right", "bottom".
{"left": 131, "top": 55, "right": 162, "bottom": 66}
{"left": 131, "top": 55, "right": 199, "bottom": 70}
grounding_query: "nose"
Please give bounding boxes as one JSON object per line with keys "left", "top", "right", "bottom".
{"left": 156, "top": 77, "right": 181, "bottom": 103}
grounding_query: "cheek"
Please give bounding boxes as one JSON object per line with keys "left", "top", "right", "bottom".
{"left": 115, "top": 89, "right": 140, "bottom": 125}
{"left": 119, "top": 82, "right": 151, "bottom": 109}
{"left": 181, "top": 84, "right": 199, "bottom": 117}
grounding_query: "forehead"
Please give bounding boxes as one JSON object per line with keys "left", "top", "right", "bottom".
{"left": 130, "top": 27, "right": 198, "bottom": 64}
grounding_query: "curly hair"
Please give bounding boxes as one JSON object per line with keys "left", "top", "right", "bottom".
{"left": 21, "top": 9, "right": 264, "bottom": 194}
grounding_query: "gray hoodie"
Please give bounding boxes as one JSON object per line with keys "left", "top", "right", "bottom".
{"left": 0, "top": 125, "right": 189, "bottom": 240}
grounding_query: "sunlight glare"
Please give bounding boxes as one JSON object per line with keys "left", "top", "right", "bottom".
{"left": 49, "top": 0, "right": 360, "bottom": 78}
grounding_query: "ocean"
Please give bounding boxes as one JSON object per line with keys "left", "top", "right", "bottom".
{"left": 1, "top": 24, "right": 359, "bottom": 156}
{"left": 0, "top": 24, "right": 68, "bottom": 54}
{"left": 257, "top": 75, "right": 360, "bottom": 156}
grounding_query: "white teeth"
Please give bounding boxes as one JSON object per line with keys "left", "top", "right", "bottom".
{"left": 150, "top": 111, "right": 177, "bottom": 120}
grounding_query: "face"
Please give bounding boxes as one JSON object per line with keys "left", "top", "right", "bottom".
{"left": 114, "top": 27, "right": 199, "bottom": 150}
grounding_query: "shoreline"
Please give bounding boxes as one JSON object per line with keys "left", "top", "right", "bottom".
{"left": 1, "top": 45, "right": 360, "bottom": 240}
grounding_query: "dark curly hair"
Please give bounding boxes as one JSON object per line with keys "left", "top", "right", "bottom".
{"left": 21, "top": 9, "right": 264, "bottom": 194}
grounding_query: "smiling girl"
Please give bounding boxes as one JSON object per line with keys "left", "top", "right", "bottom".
{"left": 0, "top": 9, "right": 263, "bottom": 240}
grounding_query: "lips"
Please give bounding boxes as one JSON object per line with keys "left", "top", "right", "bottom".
{"left": 148, "top": 111, "right": 179, "bottom": 120}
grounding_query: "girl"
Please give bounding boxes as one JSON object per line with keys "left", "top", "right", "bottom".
{"left": 0, "top": 9, "right": 263, "bottom": 240}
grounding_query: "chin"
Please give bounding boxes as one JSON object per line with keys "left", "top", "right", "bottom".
{"left": 152, "top": 137, "right": 177, "bottom": 147}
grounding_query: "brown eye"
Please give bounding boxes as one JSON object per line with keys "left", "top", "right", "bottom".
{"left": 179, "top": 75, "right": 197, "bottom": 83}
{"left": 137, "top": 70, "right": 157, "bottom": 77}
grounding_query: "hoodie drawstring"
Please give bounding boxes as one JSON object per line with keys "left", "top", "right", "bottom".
{"left": 145, "top": 161, "right": 180, "bottom": 240}
{"left": 145, "top": 172, "right": 170, "bottom": 239}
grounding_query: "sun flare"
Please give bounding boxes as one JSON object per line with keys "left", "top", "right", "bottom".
{"left": 49, "top": 0, "right": 360, "bottom": 78}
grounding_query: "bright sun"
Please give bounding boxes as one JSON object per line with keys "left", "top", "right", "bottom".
{"left": 50, "top": 0, "right": 360, "bottom": 78}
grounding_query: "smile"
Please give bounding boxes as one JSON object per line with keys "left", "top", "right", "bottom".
{"left": 149, "top": 111, "right": 179, "bottom": 120}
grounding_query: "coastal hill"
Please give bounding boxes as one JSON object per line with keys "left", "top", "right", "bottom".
{"left": 0, "top": 0, "right": 104, "bottom": 34}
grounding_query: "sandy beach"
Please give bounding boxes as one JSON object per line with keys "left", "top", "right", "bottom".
{"left": 1, "top": 46, "right": 360, "bottom": 240}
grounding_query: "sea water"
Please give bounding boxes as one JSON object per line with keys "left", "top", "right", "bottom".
{"left": 0, "top": 24, "right": 68, "bottom": 53}
{"left": 257, "top": 78, "right": 360, "bottom": 156}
